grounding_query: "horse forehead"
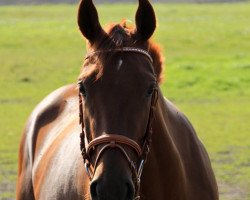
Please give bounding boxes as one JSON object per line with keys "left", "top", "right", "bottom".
{"left": 106, "top": 56, "right": 149, "bottom": 77}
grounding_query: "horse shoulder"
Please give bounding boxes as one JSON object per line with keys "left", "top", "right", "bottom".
{"left": 17, "top": 84, "right": 78, "bottom": 199}
{"left": 163, "top": 98, "right": 218, "bottom": 200}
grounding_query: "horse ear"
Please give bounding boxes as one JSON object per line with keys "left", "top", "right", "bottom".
{"left": 134, "top": 0, "right": 156, "bottom": 41}
{"left": 77, "top": 0, "right": 104, "bottom": 43}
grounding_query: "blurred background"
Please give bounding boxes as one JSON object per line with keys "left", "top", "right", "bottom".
{"left": 0, "top": 0, "right": 249, "bottom": 199}
{"left": 1, "top": 0, "right": 250, "bottom": 5}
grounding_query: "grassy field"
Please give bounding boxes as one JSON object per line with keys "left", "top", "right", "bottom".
{"left": 0, "top": 3, "right": 249, "bottom": 199}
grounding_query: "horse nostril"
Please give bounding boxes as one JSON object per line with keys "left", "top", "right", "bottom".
{"left": 90, "top": 180, "right": 98, "bottom": 199}
{"left": 90, "top": 178, "right": 135, "bottom": 200}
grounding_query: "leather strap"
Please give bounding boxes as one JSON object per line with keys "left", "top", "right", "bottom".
{"left": 88, "top": 140, "right": 139, "bottom": 182}
{"left": 87, "top": 134, "right": 142, "bottom": 156}
{"left": 85, "top": 47, "right": 153, "bottom": 64}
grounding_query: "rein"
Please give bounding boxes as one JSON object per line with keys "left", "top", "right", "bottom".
{"left": 78, "top": 47, "right": 158, "bottom": 199}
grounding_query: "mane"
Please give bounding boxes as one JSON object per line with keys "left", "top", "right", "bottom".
{"left": 79, "top": 20, "right": 164, "bottom": 83}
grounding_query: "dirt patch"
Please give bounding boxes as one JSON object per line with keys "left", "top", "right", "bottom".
{"left": 0, "top": 164, "right": 16, "bottom": 200}
{"left": 218, "top": 180, "right": 249, "bottom": 200}
{"left": 0, "top": 180, "right": 15, "bottom": 200}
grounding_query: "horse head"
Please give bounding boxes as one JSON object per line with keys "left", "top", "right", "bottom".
{"left": 77, "top": 0, "right": 163, "bottom": 199}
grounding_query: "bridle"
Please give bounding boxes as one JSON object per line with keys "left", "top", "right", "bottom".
{"left": 78, "top": 47, "right": 158, "bottom": 199}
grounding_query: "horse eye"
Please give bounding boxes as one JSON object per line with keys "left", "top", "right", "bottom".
{"left": 79, "top": 82, "right": 87, "bottom": 97}
{"left": 146, "top": 84, "right": 155, "bottom": 97}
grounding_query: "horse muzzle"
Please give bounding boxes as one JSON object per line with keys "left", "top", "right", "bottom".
{"left": 89, "top": 148, "right": 135, "bottom": 200}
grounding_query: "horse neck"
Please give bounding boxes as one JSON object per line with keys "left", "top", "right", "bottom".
{"left": 140, "top": 90, "right": 188, "bottom": 199}
{"left": 150, "top": 90, "right": 183, "bottom": 163}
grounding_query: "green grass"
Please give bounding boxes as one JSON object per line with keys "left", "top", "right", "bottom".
{"left": 0, "top": 3, "right": 249, "bottom": 199}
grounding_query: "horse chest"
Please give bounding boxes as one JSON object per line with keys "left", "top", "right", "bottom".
{"left": 33, "top": 132, "right": 88, "bottom": 200}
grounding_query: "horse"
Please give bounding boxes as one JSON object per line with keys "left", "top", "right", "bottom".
{"left": 16, "top": 0, "right": 219, "bottom": 199}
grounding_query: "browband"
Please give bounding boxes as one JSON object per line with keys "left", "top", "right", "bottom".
{"left": 85, "top": 47, "right": 153, "bottom": 64}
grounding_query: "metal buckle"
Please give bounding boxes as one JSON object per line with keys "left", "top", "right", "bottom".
{"left": 137, "top": 159, "right": 145, "bottom": 183}
{"left": 84, "top": 162, "right": 92, "bottom": 179}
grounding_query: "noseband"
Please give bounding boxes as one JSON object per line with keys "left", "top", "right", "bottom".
{"left": 78, "top": 47, "right": 158, "bottom": 199}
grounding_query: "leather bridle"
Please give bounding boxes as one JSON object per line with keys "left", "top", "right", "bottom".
{"left": 78, "top": 47, "right": 158, "bottom": 199}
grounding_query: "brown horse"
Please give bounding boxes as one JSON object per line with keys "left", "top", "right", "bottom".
{"left": 16, "top": 0, "right": 218, "bottom": 199}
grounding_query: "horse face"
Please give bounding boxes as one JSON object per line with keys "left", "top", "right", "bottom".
{"left": 79, "top": 54, "right": 156, "bottom": 199}
{"left": 77, "top": 0, "right": 157, "bottom": 199}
